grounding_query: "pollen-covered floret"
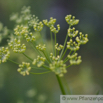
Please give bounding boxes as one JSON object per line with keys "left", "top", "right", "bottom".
{"left": 65, "top": 15, "right": 79, "bottom": 26}
{"left": 17, "top": 62, "right": 31, "bottom": 76}
{"left": 28, "top": 15, "right": 39, "bottom": 26}
{"left": 76, "top": 32, "right": 88, "bottom": 45}
{"left": 55, "top": 43, "right": 63, "bottom": 51}
{"left": 50, "top": 53, "right": 60, "bottom": 61}
{"left": 68, "top": 27, "right": 78, "bottom": 38}
{"left": 24, "top": 32, "right": 36, "bottom": 42}
{"left": 0, "top": 47, "right": 10, "bottom": 64}
{"left": 43, "top": 17, "right": 56, "bottom": 27}
{"left": 43, "top": 17, "right": 60, "bottom": 33}
{"left": 67, "top": 39, "right": 79, "bottom": 51}
{"left": 14, "top": 25, "right": 29, "bottom": 36}
{"left": 8, "top": 38, "right": 26, "bottom": 53}
{"left": 50, "top": 24, "right": 60, "bottom": 34}
{"left": 49, "top": 54, "right": 67, "bottom": 77}
{"left": 33, "top": 21, "right": 43, "bottom": 32}
{"left": 68, "top": 53, "right": 82, "bottom": 65}
{"left": 49, "top": 60, "right": 67, "bottom": 77}
{"left": 32, "top": 56, "right": 46, "bottom": 67}
{"left": 14, "top": 25, "right": 36, "bottom": 42}
{"left": 36, "top": 44, "right": 46, "bottom": 51}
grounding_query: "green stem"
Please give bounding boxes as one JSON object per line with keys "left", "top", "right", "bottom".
{"left": 64, "top": 57, "right": 69, "bottom": 63}
{"left": 8, "top": 59, "right": 20, "bottom": 65}
{"left": 30, "top": 71, "right": 51, "bottom": 75}
{"left": 63, "top": 50, "right": 72, "bottom": 63}
{"left": 30, "top": 42, "right": 42, "bottom": 56}
{"left": 31, "top": 67, "right": 46, "bottom": 70}
{"left": 22, "top": 53, "right": 33, "bottom": 61}
{"left": 57, "top": 50, "right": 59, "bottom": 55}
{"left": 54, "top": 33, "right": 57, "bottom": 56}
{"left": 56, "top": 75, "right": 66, "bottom": 95}
{"left": 50, "top": 31, "right": 54, "bottom": 55}
{"left": 42, "top": 51, "right": 51, "bottom": 63}
{"left": 61, "top": 48, "right": 67, "bottom": 59}
{"left": 59, "top": 33, "right": 68, "bottom": 60}
{"left": 42, "top": 65, "right": 50, "bottom": 70}
{"left": 38, "top": 32, "right": 51, "bottom": 60}
{"left": 66, "top": 65, "right": 71, "bottom": 68}
{"left": 63, "top": 77, "right": 72, "bottom": 94}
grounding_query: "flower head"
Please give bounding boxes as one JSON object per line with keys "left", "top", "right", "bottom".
{"left": 49, "top": 54, "right": 67, "bottom": 77}
{"left": 0, "top": 47, "right": 10, "bottom": 63}
{"left": 76, "top": 32, "right": 88, "bottom": 45}
{"left": 43, "top": 17, "right": 60, "bottom": 34}
{"left": 50, "top": 60, "right": 67, "bottom": 77}
{"left": 68, "top": 53, "right": 82, "bottom": 65}
{"left": 68, "top": 27, "right": 78, "bottom": 38}
{"left": 67, "top": 39, "right": 79, "bottom": 51}
{"left": 8, "top": 38, "right": 26, "bottom": 53}
{"left": 17, "top": 62, "right": 31, "bottom": 76}
{"left": 36, "top": 44, "right": 46, "bottom": 51}
{"left": 65, "top": 15, "right": 79, "bottom": 26}
{"left": 32, "top": 56, "right": 46, "bottom": 67}
{"left": 55, "top": 43, "right": 63, "bottom": 51}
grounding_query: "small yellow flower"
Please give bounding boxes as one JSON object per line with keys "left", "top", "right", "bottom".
{"left": 17, "top": 62, "right": 31, "bottom": 76}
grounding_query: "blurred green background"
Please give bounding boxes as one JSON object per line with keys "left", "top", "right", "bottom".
{"left": 0, "top": 0, "right": 103, "bottom": 103}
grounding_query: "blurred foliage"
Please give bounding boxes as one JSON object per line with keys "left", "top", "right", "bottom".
{"left": 0, "top": 0, "right": 103, "bottom": 103}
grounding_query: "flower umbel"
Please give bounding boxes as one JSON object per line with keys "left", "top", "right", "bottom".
{"left": 32, "top": 56, "right": 46, "bottom": 67}
{"left": 17, "top": 62, "right": 31, "bottom": 76}
{"left": 50, "top": 54, "right": 67, "bottom": 77}
{"left": 0, "top": 7, "right": 89, "bottom": 78}
{"left": 8, "top": 38, "right": 26, "bottom": 53}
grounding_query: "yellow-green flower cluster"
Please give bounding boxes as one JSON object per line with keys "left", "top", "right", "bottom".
{"left": 43, "top": 17, "right": 56, "bottom": 26}
{"left": 50, "top": 53, "right": 67, "bottom": 77}
{"left": 24, "top": 32, "right": 36, "bottom": 42}
{"left": 14, "top": 25, "right": 36, "bottom": 42}
{"left": 36, "top": 44, "right": 46, "bottom": 51}
{"left": 43, "top": 17, "right": 60, "bottom": 34}
{"left": 28, "top": 15, "right": 43, "bottom": 32}
{"left": 50, "top": 24, "right": 60, "bottom": 34}
{"left": 8, "top": 39, "right": 26, "bottom": 53}
{"left": 14, "top": 25, "right": 29, "bottom": 36}
{"left": 67, "top": 39, "right": 79, "bottom": 51}
{"left": 17, "top": 62, "right": 31, "bottom": 76}
{"left": 33, "top": 21, "right": 43, "bottom": 32}
{"left": 68, "top": 53, "right": 82, "bottom": 65}
{"left": 50, "top": 53, "right": 60, "bottom": 61}
{"left": 0, "top": 47, "right": 10, "bottom": 63}
{"left": 55, "top": 43, "right": 63, "bottom": 51}
{"left": 65, "top": 15, "right": 79, "bottom": 26}
{"left": 68, "top": 27, "right": 78, "bottom": 38}
{"left": 10, "top": 6, "right": 31, "bottom": 24}
{"left": 28, "top": 15, "right": 39, "bottom": 26}
{"left": 76, "top": 32, "right": 88, "bottom": 45}
{"left": 32, "top": 56, "right": 46, "bottom": 67}
{"left": 0, "top": 22, "right": 9, "bottom": 43}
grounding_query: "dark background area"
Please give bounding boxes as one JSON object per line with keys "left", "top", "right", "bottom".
{"left": 0, "top": 0, "right": 103, "bottom": 103}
